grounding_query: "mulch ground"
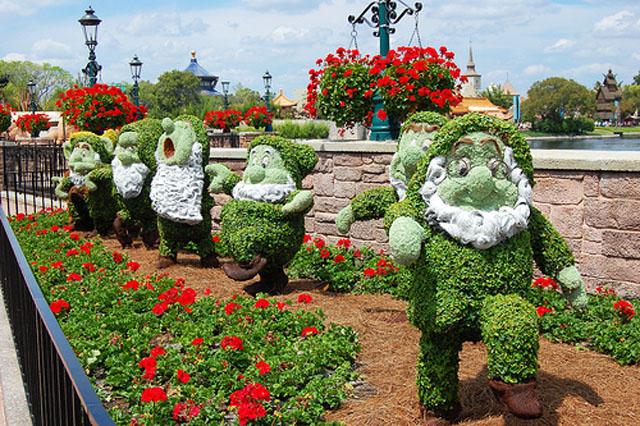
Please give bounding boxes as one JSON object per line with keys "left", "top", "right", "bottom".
{"left": 104, "top": 237, "right": 640, "bottom": 426}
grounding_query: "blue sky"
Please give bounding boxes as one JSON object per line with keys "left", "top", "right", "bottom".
{"left": 1, "top": 0, "right": 639, "bottom": 102}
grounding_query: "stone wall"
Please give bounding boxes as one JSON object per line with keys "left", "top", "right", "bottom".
{"left": 210, "top": 143, "right": 640, "bottom": 297}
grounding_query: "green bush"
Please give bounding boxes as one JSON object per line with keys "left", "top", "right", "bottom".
{"left": 10, "top": 209, "right": 360, "bottom": 425}
{"left": 273, "top": 120, "right": 330, "bottom": 139}
{"left": 532, "top": 116, "right": 595, "bottom": 135}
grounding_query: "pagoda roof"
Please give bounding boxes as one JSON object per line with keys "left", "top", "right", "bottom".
{"left": 185, "top": 51, "right": 217, "bottom": 79}
{"left": 272, "top": 89, "right": 297, "bottom": 107}
{"left": 452, "top": 97, "right": 512, "bottom": 120}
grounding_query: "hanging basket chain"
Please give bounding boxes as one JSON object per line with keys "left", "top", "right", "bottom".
{"left": 408, "top": 9, "right": 422, "bottom": 48}
{"left": 349, "top": 23, "right": 359, "bottom": 51}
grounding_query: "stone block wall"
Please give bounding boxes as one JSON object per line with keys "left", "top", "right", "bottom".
{"left": 210, "top": 143, "right": 640, "bottom": 297}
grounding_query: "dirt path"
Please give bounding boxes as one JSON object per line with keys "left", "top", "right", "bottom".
{"left": 105, "top": 237, "right": 640, "bottom": 426}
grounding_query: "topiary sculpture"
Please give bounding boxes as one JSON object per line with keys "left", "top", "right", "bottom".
{"left": 336, "top": 111, "right": 448, "bottom": 234}
{"left": 52, "top": 132, "right": 117, "bottom": 234}
{"left": 150, "top": 115, "right": 218, "bottom": 268}
{"left": 206, "top": 135, "right": 317, "bottom": 294}
{"left": 111, "top": 118, "right": 163, "bottom": 248}
{"left": 385, "top": 113, "right": 587, "bottom": 424}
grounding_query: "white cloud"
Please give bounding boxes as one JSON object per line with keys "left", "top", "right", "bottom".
{"left": 0, "top": 0, "right": 58, "bottom": 16}
{"left": 32, "top": 39, "right": 73, "bottom": 60}
{"left": 2, "top": 52, "right": 27, "bottom": 61}
{"left": 564, "top": 62, "right": 615, "bottom": 78}
{"left": 123, "top": 13, "right": 208, "bottom": 37}
{"left": 545, "top": 38, "right": 575, "bottom": 53}
{"left": 524, "top": 64, "right": 551, "bottom": 76}
{"left": 239, "top": 0, "right": 324, "bottom": 13}
{"left": 633, "top": 52, "right": 640, "bottom": 61}
{"left": 594, "top": 10, "right": 635, "bottom": 32}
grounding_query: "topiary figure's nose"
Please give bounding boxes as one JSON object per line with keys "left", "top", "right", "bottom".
{"left": 245, "top": 166, "right": 265, "bottom": 184}
{"left": 466, "top": 166, "right": 495, "bottom": 199}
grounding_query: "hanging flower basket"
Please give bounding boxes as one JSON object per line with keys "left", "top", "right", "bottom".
{"left": 14, "top": 113, "right": 51, "bottom": 136}
{"left": 0, "top": 103, "right": 12, "bottom": 134}
{"left": 244, "top": 106, "right": 273, "bottom": 129}
{"left": 204, "top": 109, "right": 243, "bottom": 133}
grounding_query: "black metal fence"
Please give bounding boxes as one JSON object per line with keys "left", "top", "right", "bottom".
{"left": 1, "top": 140, "right": 67, "bottom": 216}
{"left": 0, "top": 208, "right": 115, "bottom": 426}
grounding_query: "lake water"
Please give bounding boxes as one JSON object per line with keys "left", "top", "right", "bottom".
{"left": 529, "top": 138, "right": 640, "bottom": 151}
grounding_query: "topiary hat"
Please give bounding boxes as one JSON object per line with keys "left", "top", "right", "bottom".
{"left": 68, "top": 131, "right": 114, "bottom": 163}
{"left": 400, "top": 111, "right": 449, "bottom": 135}
{"left": 119, "top": 118, "right": 164, "bottom": 171}
{"left": 248, "top": 135, "right": 318, "bottom": 187}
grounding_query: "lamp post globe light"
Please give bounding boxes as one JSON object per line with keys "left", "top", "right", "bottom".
{"left": 27, "top": 79, "right": 38, "bottom": 137}
{"left": 262, "top": 71, "right": 272, "bottom": 132}
{"left": 129, "top": 54, "right": 143, "bottom": 119}
{"left": 79, "top": 6, "right": 102, "bottom": 87}
{"left": 221, "top": 81, "right": 230, "bottom": 110}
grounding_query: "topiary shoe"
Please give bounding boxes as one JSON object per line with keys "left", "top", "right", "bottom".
{"left": 488, "top": 378, "right": 542, "bottom": 419}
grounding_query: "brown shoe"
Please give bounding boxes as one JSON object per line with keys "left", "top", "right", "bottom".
{"left": 419, "top": 405, "right": 450, "bottom": 426}
{"left": 489, "top": 378, "right": 542, "bottom": 419}
{"left": 157, "top": 255, "right": 177, "bottom": 269}
{"left": 223, "top": 256, "right": 267, "bottom": 281}
{"left": 200, "top": 253, "right": 220, "bottom": 268}
{"left": 113, "top": 214, "right": 132, "bottom": 248}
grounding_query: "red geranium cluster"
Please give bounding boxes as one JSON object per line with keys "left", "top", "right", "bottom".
{"left": 228, "top": 383, "right": 270, "bottom": 426}
{"left": 15, "top": 113, "right": 51, "bottom": 135}
{"left": 56, "top": 84, "right": 143, "bottom": 134}
{"left": 221, "top": 335, "right": 244, "bottom": 350}
{"left": 305, "top": 48, "right": 376, "bottom": 128}
{"left": 531, "top": 277, "right": 559, "bottom": 291}
{"left": 536, "top": 306, "right": 553, "bottom": 317}
{"left": 50, "top": 299, "right": 70, "bottom": 314}
{"left": 363, "top": 257, "right": 398, "bottom": 278}
{"left": 173, "top": 399, "right": 202, "bottom": 423}
{"left": 244, "top": 106, "right": 273, "bottom": 129}
{"left": 0, "top": 103, "right": 12, "bottom": 133}
{"left": 141, "top": 387, "right": 167, "bottom": 403}
{"left": 614, "top": 299, "right": 636, "bottom": 322}
{"left": 151, "top": 282, "right": 197, "bottom": 315}
{"left": 204, "top": 109, "right": 243, "bottom": 132}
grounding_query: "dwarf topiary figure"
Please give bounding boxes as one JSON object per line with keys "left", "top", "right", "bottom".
{"left": 385, "top": 113, "right": 587, "bottom": 423}
{"left": 150, "top": 115, "right": 218, "bottom": 268}
{"left": 53, "top": 132, "right": 117, "bottom": 234}
{"left": 206, "top": 135, "right": 317, "bottom": 294}
{"left": 336, "top": 112, "right": 448, "bottom": 234}
{"left": 111, "top": 118, "right": 163, "bottom": 248}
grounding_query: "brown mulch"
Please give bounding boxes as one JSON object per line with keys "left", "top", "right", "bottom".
{"left": 105, "top": 238, "right": 640, "bottom": 426}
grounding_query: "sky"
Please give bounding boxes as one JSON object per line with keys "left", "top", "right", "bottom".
{"left": 0, "top": 0, "right": 639, "bottom": 100}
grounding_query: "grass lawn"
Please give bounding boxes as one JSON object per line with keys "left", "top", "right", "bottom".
{"left": 593, "top": 126, "right": 640, "bottom": 134}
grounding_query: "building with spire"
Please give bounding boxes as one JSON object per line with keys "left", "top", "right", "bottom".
{"left": 184, "top": 51, "right": 220, "bottom": 96}
{"left": 461, "top": 44, "right": 482, "bottom": 97}
{"left": 595, "top": 69, "right": 622, "bottom": 125}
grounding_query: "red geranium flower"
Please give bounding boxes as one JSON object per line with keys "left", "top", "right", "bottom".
{"left": 319, "top": 249, "right": 330, "bottom": 259}
{"left": 225, "top": 302, "right": 242, "bottom": 315}
{"left": 334, "top": 254, "right": 346, "bottom": 263}
{"left": 141, "top": 387, "right": 167, "bottom": 403}
{"left": 254, "top": 298, "right": 270, "bottom": 309}
{"left": 112, "top": 251, "right": 123, "bottom": 263}
{"left": 150, "top": 346, "right": 166, "bottom": 358}
{"left": 173, "top": 400, "right": 201, "bottom": 423}
{"left": 177, "top": 369, "right": 191, "bottom": 384}
{"left": 126, "top": 261, "right": 140, "bottom": 272}
{"left": 301, "top": 326, "right": 319, "bottom": 337}
{"left": 221, "top": 335, "right": 244, "bottom": 350}
{"left": 536, "top": 306, "right": 553, "bottom": 317}
{"left": 297, "top": 293, "right": 313, "bottom": 304}
{"left": 363, "top": 268, "right": 376, "bottom": 277}
{"left": 82, "top": 262, "right": 96, "bottom": 272}
{"left": 614, "top": 299, "right": 636, "bottom": 321}
{"left": 66, "top": 272, "right": 82, "bottom": 282}
{"left": 256, "top": 361, "right": 270, "bottom": 375}
{"left": 191, "top": 337, "right": 204, "bottom": 346}
{"left": 50, "top": 299, "right": 70, "bottom": 314}
{"left": 123, "top": 280, "right": 140, "bottom": 291}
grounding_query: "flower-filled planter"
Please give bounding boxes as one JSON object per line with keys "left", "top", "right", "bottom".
{"left": 0, "top": 103, "right": 12, "bottom": 134}
{"left": 204, "top": 109, "right": 243, "bottom": 133}
{"left": 15, "top": 113, "right": 51, "bottom": 136}
{"left": 56, "top": 84, "right": 143, "bottom": 134}
{"left": 244, "top": 106, "right": 273, "bottom": 130}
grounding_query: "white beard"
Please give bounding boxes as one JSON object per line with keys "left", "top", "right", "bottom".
{"left": 419, "top": 147, "right": 532, "bottom": 250}
{"left": 112, "top": 157, "right": 149, "bottom": 199}
{"left": 69, "top": 170, "right": 87, "bottom": 187}
{"left": 150, "top": 143, "right": 204, "bottom": 225}
{"left": 232, "top": 176, "right": 296, "bottom": 203}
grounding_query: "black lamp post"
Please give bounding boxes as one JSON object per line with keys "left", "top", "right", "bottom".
{"left": 129, "top": 54, "right": 143, "bottom": 119}
{"left": 221, "top": 81, "right": 230, "bottom": 110}
{"left": 79, "top": 6, "right": 102, "bottom": 87}
{"left": 262, "top": 71, "right": 272, "bottom": 132}
{"left": 27, "top": 79, "right": 38, "bottom": 137}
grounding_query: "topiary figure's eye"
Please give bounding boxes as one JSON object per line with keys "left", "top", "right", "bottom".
{"left": 488, "top": 158, "right": 507, "bottom": 179}
{"left": 456, "top": 158, "right": 470, "bottom": 177}
{"left": 261, "top": 154, "right": 270, "bottom": 168}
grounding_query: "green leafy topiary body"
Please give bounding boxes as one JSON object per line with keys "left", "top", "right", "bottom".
{"left": 386, "top": 113, "right": 584, "bottom": 417}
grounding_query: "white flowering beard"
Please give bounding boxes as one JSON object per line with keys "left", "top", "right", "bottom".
{"left": 419, "top": 147, "right": 532, "bottom": 250}
{"left": 232, "top": 176, "right": 296, "bottom": 203}
{"left": 150, "top": 143, "right": 204, "bottom": 225}
{"left": 69, "top": 170, "right": 87, "bottom": 187}
{"left": 112, "top": 157, "right": 149, "bottom": 199}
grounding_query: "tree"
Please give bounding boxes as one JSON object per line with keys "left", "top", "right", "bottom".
{"left": 633, "top": 71, "right": 640, "bottom": 86}
{"left": 480, "top": 85, "right": 513, "bottom": 110}
{"left": 148, "top": 70, "right": 203, "bottom": 118}
{"left": 522, "top": 77, "right": 595, "bottom": 122}
{"left": 621, "top": 85, "right": 640, "bottom": 117}
{"left": 0, "top": 60, "right": 74, "bottom": 110}
{"left": 229, "top": 84, "right": 263, "bottom": 112}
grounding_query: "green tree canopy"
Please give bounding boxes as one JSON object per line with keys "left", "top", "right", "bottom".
{"left": 522, "top": 77, "right": 595, "bottom": 122}
{"left": 147, "top": 70, "right": 203, "bottom": 119}
{"left": 480, "top": 85, "right": 514, "bottom": 110}
{"left": 0, "top": 60, "right": 74, "bottom": 110}
{"left": 632, "top": 71, "right": 640, "bottom": 86}
{"left": 621, "top": 85, "right": 640, "bottom": 117}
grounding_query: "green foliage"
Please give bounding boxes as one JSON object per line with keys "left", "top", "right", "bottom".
{"left": 9, "top": 210, "right": 360, "bottom": 425}
{"left": 480, "top": 85, "right": 514, "bottom": 110}
{"left": 480, "top": 294, "right": 539, "bottom": 384}
{"left": 351, "top": 186, "right": 398, "bottom": 223}
{"left": 288, "top": 236, "right": 411, "bottom": 298}
{"left": 69, "top": 132, "right": 114, "bottom": 164}
{"left": 248, "top": 135, "right": 318, "bottom": 187}
{"left": 633, "top": 72, "right": 640, "bottom": 86}
{"left": 528, "top": 283, "right": 640, "bottom": 365}
{"left": 273, "top": 120, "right": 330, "bottom": 139}
{"left": 621, "top": 85, "right": 640, "bottom": 117}
{"left": 400, "top": 111, "right": 449, "bottom": 134}
{"left": 86, "top": 166, "right": 118, "bottom": 235}
{"left": 118, "top": 118, "right": 163, "bottom": 172}
{"left": 531, "top": 116, "right": 595, "bottom": 135}
{"left": 147, "top": 71, "right": 203, "bottom": 119}
{"left": 521, "top": 77, "right": 595, "bottom": 127}
{"left": 0, "top": 60, "right": 74, "bottom": 110}
{"left": 417, "top": 332, "right": 461, "bottom": 414}
{"left": 529, "top": 207, "right": 575, "bottom": 276}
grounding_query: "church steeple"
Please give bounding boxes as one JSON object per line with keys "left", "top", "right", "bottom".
{"left": 467, "top": 43, "right": 476, "bottom": 71}
{"left": 462, "top": 41, "right": 481, "bottom": 96}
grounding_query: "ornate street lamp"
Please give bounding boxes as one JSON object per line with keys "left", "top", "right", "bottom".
{"left": 221, "top": 81, "right": 230, "bottom": 110}
{"left": 27, "top": 79, "right": 38, "bottom": 137}
{"left": 129, "top": 54, "right": 143, "bottom": 119}
{"left": 348, "top": 0, "right": 423, "bottom": 140}
{"left": 262, "top": 71, "right": 273, "bottom": 132}
{"left": 79, "top": 6, "right": 102, "bottom": 87}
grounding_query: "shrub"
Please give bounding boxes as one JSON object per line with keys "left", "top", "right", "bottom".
{"left": 273, "top": 120, "right": 330, "bottom": 139}
{"left": 531, "top": 116, "right": 595, "bottom": 135}
{"left": 14, "top": 113, "right": 51, "bottom": 135}
{"left": 57, "top": 84, "right": 143, "bottom": 134}
{"left": 10, "top": 209, "right": 360, "bottom": 425}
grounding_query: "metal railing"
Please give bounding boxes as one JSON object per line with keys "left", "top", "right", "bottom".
{"left": 1, "top": 140, "right": 67, "bottom": 216}
{"left": 0, "top": 208, "right": 115, "bottom": 426}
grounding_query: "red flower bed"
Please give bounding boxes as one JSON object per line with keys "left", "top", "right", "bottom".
{"left": 204, "top": 109, "right": 243, "bottom": 131}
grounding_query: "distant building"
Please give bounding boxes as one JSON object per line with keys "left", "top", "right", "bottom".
{"left": 452, "top": 97, "right": 511, "bottom": 120}
{"left": 595, "top": 69, "right": 622, "bottom": 124}
{"left": 272, "top": 89, "right": 298, "bottom": 118}
{"left": 461, "top": 44, "right": 481, "bottom": 98}
{"left": 184, "top": 51, "right": 220, "bottom": 96}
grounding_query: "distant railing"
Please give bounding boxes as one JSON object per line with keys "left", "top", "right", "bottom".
{"left": 1, "top": 140, "right": 66, "bottom": 216}
{"left": 0, "top": 208, "right": 115, "bottom": 426}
